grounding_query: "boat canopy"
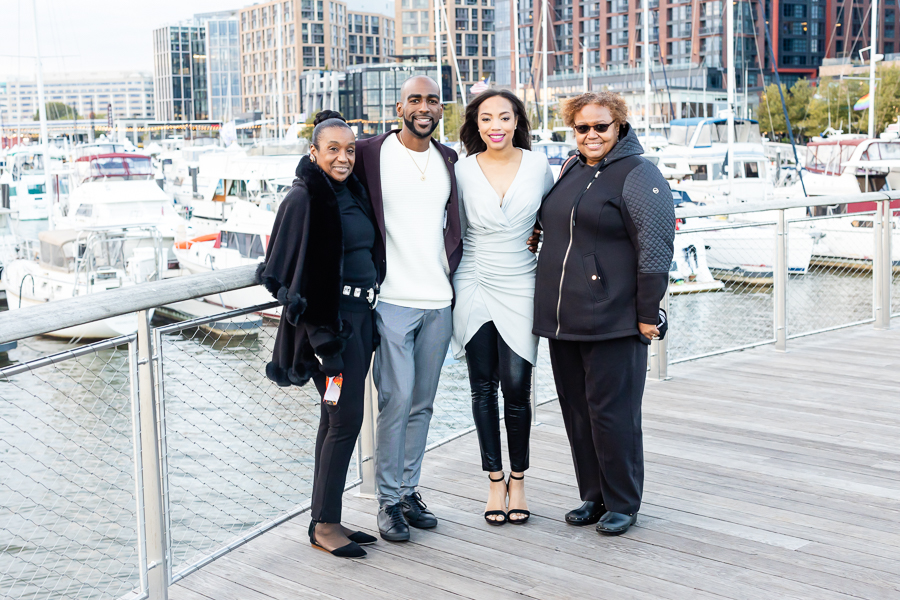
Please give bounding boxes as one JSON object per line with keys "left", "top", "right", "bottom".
{"left": 667, "top": 118, "right": 761, "bottom": 148}
{"left": 38, "top": 229, "right": 78, "bottom": 270}
{"left": 74, "top": 154, "right": 153, "bottom": 183}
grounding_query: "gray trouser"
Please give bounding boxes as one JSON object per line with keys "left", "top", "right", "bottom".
{"left": 373, "top": 302, "right": 452, "bottom": 507}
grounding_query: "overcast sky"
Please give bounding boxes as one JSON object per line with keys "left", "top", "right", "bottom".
{"left": 0, "top": 0, "right": 251, "bottom": 78}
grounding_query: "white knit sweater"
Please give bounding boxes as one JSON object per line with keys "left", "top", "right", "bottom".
{"left": 378, "top": 133, "right": 453, "bottom": 309}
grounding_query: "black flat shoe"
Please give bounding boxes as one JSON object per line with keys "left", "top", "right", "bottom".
{"left": 565, "top": 501, "right": 606, "bottom": 526}
{"left": 596, "top": 511, "right": 637, "bottom": 535}
{"left": 309, "top": 519, "right": 378, "bottom": 546}
{"left": 310, "top": 527, "right": 367, "bottom": 558}
{"left": 506, "top": 473, "right": 530, "bottom": 525}
{"left": 484, "top": 473, "right": 507, "bottom": 526}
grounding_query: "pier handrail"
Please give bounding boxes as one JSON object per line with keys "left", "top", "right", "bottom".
{"left": 2, "top": 190, "right": 897, "bottom": 345}
{"left": 675, "top": 190, "right": 900, "bottom": 219}
{"left": 0, "top": 264, "right": 259, "bottom": 345}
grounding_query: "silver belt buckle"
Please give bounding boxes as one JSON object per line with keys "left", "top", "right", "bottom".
{"left": 366, "top": 287, "right": 377, "bottom": 309}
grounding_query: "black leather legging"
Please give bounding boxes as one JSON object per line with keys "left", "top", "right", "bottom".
{"left": 464, "top": 321, "right": 533, "bottom": 473}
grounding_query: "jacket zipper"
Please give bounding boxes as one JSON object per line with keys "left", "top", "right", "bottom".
{"left": 555, "top": 167, "right": 602, "bottom": 337}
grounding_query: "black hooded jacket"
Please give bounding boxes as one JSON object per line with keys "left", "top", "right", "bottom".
{"left": 256, "top": 155, "right": 384, "bottom": 387}
{"left": 533, "top": 123, "right": 675, "bottom": 342}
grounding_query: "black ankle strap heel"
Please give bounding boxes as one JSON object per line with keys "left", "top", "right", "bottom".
{"left": 484, "top": 473, "right": 507, "bottom": 526}
{"left": 507, "top": 473, "right": 531, "bottom": 525}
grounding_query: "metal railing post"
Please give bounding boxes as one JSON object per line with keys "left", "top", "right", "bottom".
{"left": 648, "top": 286, "right": 670, "bottom": 380}
{"left": 886, "top": 201, "right": 894, "bottom": 324}
{"left": 774, "top": 209, "right": 788, "bottom": 351}
{"left": 136, "top": 310, "right": 169, "bottom": 599}
{"left": 875, "top": 200, "right": 892, "bottom": 329}
{"left": 357, "top": 368, "right": 378, "bottom": 499}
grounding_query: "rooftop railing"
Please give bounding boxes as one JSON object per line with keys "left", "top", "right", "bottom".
{"left": 0, "top": 190, "right": 897, "bottom": 599}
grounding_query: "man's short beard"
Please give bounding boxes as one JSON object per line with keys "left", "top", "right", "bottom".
{"left": 403, "top": 114, "right": 440, "bottom": 139}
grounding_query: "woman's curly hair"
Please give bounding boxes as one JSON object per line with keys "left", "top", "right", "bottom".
{"left": 561, "top": 92, "right": 629, "bottom": 128}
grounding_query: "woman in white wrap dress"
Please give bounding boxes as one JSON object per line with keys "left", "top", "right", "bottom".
{"left": 451, "top": 90, "right": 554, "bottom": 525}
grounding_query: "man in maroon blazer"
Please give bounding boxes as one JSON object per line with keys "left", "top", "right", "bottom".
{"left": 353, "top": 76, "right": 462, "bottom": 542}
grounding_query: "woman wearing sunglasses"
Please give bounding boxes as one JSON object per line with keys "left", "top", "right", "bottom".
{"left": 530, "top": 92, "right": 675, "bottom": 536}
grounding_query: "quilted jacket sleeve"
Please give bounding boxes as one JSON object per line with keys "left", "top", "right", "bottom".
{"left": 621, "top": 161, "right": 676, "bottom": 324}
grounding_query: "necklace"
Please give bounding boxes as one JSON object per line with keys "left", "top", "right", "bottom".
{"left": 398, "top": 134, "right": 430, "bottom": 181}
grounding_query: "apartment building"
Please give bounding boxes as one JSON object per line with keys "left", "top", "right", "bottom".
{"left": 153, "top": 12, "right": 243, "bottom": 122}
{"left": 396, "top": 0, "right": 496, "bottom": 100}
{"left": 349, "top": 11, "right": 397, "bottom": 64}
{"left": 238, "top": 0, "right": 395, "bottom": 128}
{"left": 1, "top": 71, "right": 154, "bottom": 125}
{"left": 827, "top": 0, "right": 899, "bottom": 59}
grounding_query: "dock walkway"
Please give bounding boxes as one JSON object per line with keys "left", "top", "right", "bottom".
{"left": 170, "top": 324, "right": 900, "bottom": 600}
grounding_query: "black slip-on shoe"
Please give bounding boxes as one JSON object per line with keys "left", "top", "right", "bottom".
{"left": 596, "top": 511, "right": 637, "bottom": 535}
{"left": 378, "top": 502, "right": 410, "bottom": 542}
{"left": 565, "top": 501, "right": 606, "bottom": 526}
{"left": 309, "top": 528, "right": 367, "bottom": 559}
{"left": 400, "top": 491, "right": 438, "bottom": 529}
{"left": 308, "top": 520, "right": 377, "bottom": 546}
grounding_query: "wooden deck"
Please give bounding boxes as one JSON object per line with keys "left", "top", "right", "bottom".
{"left": 170, "top": 324, "right": 900, "bottom": 600}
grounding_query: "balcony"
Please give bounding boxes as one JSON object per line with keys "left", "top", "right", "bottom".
{"left": 699, "top": 24, "right": 723, "bottom": 35}
{"left": 611, "top": 0, "right": 630, "bottom": 12}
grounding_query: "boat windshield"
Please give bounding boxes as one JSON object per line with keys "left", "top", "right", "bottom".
{"left": 219, "top": 231, "right": 266, "bottom": 259}
{"left": 87, "top": 156, "right": 153, "bottom": 180}
{"left": 534, "top": 144, "right": 573, "bottom": 165}
{"left": 75, "top": 144, "right": 125, "bottom": 159}
{"left": 14, "top": 153, "right": 45, "bottom": 176}
{"left": 863, "top": 142, "right": 900, "bottom": 161}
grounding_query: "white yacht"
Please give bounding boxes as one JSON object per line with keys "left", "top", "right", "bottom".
{"left": 2, "top": 226, "right": 164, "bottom": 338}
{"left": 173, "top": 200, "right": 279, "bottom": 317}
{"left": 0, "top": 147, "right": 52, "bottom": 220}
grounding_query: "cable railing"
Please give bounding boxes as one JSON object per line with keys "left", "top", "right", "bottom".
{"left": 0, "top": 190, "right": 897, "bottom": 599}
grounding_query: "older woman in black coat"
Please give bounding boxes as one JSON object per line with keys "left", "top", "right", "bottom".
{"left": 530, "top": 92, "right": 675, "bottom": 536}
{"left": 257, "top": 110, "right": 384, "bottom": 558}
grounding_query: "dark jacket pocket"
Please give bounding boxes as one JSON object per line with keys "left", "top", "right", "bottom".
{"left": 582, "top": 253, "right": 609, "bottom": 302}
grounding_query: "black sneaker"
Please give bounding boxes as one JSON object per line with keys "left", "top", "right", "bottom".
{"left": 400, "top": 491, "right": 438, "bottom": 529}
{"left": 378, "top": 502, "right": 410, "bottom": 542}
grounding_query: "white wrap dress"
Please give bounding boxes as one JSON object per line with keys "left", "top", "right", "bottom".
{"left": 451, "top": 149, "right": 555, "bottom": 365}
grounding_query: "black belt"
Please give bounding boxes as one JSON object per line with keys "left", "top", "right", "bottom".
{"left": 342, "top": 285, "right": 378, "bottom": 309}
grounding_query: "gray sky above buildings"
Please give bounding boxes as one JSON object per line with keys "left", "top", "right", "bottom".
{"left": 0, "top": 0, "right": 394, "bottom": 79}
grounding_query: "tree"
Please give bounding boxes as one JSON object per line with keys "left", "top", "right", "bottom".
{"left": 441, "top": 102, "right": 464, "bottom": 142}
{"left": 875, "top": 65, "right": 900, "bottom": 135}
{"left": 33, "top": 102, "right": 79, "bottom": 121}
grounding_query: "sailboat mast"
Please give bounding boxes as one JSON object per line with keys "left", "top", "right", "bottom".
{"left": 542, "top": 0, "right": 548, "bottom": 133}
{"left": 868, "top": 0, "right": 878, "bottom": 137}
{"left": 276, "top": 6, "right": 284, "bottom": 140}
{"left": 436, "top": 0, "right": 444, "bottom": 141}
{"left": 643, "top": 0, "right": 651, "bottom": 138}
{"left": 31, "top": 0, "right": 53, "bottom": 229}
{"left": 726, "top": 0, "right": 735, "bottom": 196}
{"left": 513, "top": 0, "right": 520, "bottom": 95}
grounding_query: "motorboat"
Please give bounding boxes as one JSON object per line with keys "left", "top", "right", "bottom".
{"left": 800, "top": 136, "right": 900, "bottom": 210}
{"left": 1, "top": 225, "right": 164, "bottom": 338}
{"left": 173, "top": 200, "right": 279, "bottom": 317}
{"left": 175, "top": 151, "right": 297, "bottom": 223}
{"left": 55, "top": 152, "right": 217, "bottom": 266}
{"left": 655, "top": 118, "right": 775, "bottom": 203}
{"left": 0, "top": 147, "right": 52, "bottom": 221}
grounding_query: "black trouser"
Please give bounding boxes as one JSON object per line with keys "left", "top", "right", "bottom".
{"left": 548, "top": 335, "right": 647, "bottom": 515}
{"left": 310, "top": 306, "right": 374, "bottom": 523}
{"left": 465, "top": 321, "right": 533, "bottom": 473}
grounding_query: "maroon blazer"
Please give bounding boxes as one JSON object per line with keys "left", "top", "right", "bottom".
{"left": 353, "top": 130, "right": 463, "bottom": 281}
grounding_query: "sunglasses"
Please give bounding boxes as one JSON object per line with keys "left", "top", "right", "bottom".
{"left": 574, "top": 123, "right": 613, "bottom": 134}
